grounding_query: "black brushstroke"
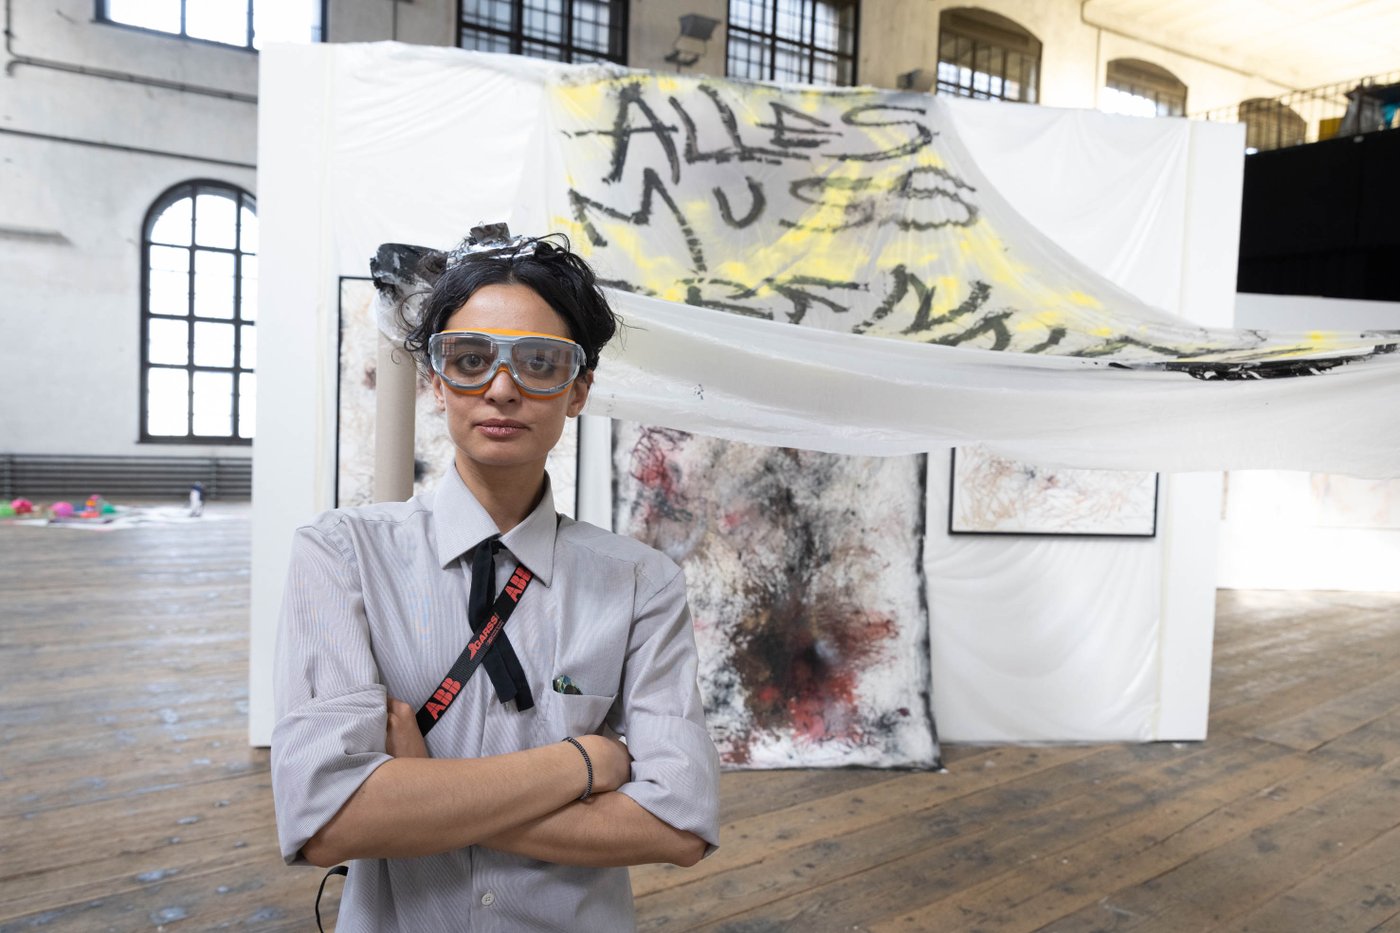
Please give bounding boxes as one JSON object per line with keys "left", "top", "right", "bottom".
{"left": 714, "top": 177, "right": 767, "bottom": 228}
{"left": 757, "top": 102, "right": 842, "bottom": 150}
{"left": 779, "top": 176, "right": 880, "bottom": 232}
{"left": 833, "top": 103, "right": 934, "bottom": 161}
{"left": 679, "top": 276, "right": 776, "bottom": 319}
{"left": 567, "top": 167, "right": 707, "bottom": 272}
{"left": 924, "top": 308, "right": 1016, "bottom": 351}
{"left": 572, "top": 82, "right": 682, "bottom": 185}
{"left": 890, "top": 166, "right": 980, "bottom": 230}
{"left": 671, "top": 86, "right": 792, "bottom": 165}
{"left": 1157, "top": 343, "right": 1400, "bottom": 380}
{"left": 1023, "top": 328, "right": 1069, "bottom": 354}
{"left": 764, "top": 275, "right": 864, "bottom": 325}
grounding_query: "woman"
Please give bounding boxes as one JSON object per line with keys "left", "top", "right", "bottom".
{"left": 271, "top": 229, "right": 720, "bottom": 931}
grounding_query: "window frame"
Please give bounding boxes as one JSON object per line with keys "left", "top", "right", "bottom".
{"left": 935, "top": 7, "right": 1040, "bottom": 104}
{"left": 139, "top": 180, "right": 257, "bottom": 446}
{"left": 456, "top": 0, "right": 629, "bottom": 65}
{"left": 724, "top": 0, "right": 860, "bottom": 87}
{"left": 1104, "top": 58, "right": 1187, "bottom": 117}
{"left": 1239, "top": 98, "right": 1308, "bottom": 152}
{"left": 95, "top": 0, "right": 326, "bottom": 51}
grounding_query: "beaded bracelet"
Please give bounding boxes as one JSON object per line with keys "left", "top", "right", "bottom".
{"left": 563, "top": 736, "right": 593, "bottom": 801}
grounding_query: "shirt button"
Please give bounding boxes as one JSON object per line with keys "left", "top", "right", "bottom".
{"left": 481, "top": 892, "right": 496, "bottom": 907}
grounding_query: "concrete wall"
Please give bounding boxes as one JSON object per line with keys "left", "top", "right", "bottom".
{"left": 3, "top": 0, "right": 1303, "bottom": 462}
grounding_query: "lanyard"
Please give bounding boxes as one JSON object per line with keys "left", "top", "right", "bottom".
{"left": 415, "top": 561, "right": 535, "bottom": 735}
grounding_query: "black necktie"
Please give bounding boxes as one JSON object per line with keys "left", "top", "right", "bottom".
{"left": 469, "top": 536, "right": 535, "bottom": 712}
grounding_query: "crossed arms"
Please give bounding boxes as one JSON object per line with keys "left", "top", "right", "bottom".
{"left": 299, "top": 699, "right": 706, "bottom": 868}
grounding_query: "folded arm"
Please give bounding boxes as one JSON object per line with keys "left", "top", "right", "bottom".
{"left": 356, "top": 698, "right": 704, "bottom": 868}
{"left": 477, "top": 791, "right": 707, "bottom": 867}
{"left": 300, "top": 729, "right": 630, "bottom": 867}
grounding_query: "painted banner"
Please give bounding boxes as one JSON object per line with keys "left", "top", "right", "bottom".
{"left": 547, "top": 72, "right": 1396, "bottom": 378}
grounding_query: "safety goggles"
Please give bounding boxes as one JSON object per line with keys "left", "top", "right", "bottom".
{"left": 429, "top": 329, "right": 585, "bottom": 399}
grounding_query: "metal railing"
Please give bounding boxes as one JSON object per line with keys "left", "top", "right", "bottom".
{"left": 1192, "top": 70, "right": 1400, "bottom": 152}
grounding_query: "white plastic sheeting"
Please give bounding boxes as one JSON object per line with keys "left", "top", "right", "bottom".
{"left": 595, "top": 289, "right": 1400, "bottom": 476}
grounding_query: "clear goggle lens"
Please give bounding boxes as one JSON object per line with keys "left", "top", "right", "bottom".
{"left": 429, "top": 330, "right": 585, "bottom": 398}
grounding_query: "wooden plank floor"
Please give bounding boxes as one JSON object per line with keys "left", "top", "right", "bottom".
{"left": 2, "top": 506, "right": 1398, "bottom": 932}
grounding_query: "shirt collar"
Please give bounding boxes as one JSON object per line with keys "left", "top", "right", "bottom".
{"left": 432, "top": 466, "right": 558, "bottom": 586}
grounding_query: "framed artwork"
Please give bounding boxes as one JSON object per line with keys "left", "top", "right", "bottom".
{"left": 949, "top": 445, "right": 1158, "bottom": 538}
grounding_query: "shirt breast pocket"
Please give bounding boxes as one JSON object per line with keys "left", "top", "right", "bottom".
{"left": 536, "top": 688, "right": 617, "bottom": 742}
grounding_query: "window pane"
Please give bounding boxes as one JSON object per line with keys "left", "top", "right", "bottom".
{"left": 187, "top": 0, "right": 251, "bottom": 45}
{"left": 238, "top": 206, "right": 258, "bottom": 254}
{"left": 775, "top": 0, "right": 802, "bottom": 42}
{"left": 193, "top": 371, "right": 234, "bottom": 436}
{"left": 238, "top": 373, "right": 256, "bottom": 439}
{"left": 148, "top": 318, "right": 189, "bottom": 366}
{"left": 728, "top": 35, "right": 769, "bottom": 80}
{"left": 149, "top": 255, "right": 190, "bottom": 318}
{"left": 194, "top": 321, "right": 236, "bottom": 368}
{"left": 195, "top": 251, "right": 236, "bottom": 319}
{"left": 252, "top": 0, "right": 321, "bottom": 48}
{"left": 239, "top": 324, "right": 257, "bottom": 369}
{"left": 465, "top": 0, "right": 514, "bottom": 30}
{"left": 814, "top": 3, "right": 837, "bottom": 48}
{"left": 148, "top": 368, "right": 189, "bottom": 436}
{"left": 461, "top": 27, "right": 512, "bottom": 53}
{"left": 105, "top": 0, "right": 181, "bottom": 32}
{"left": 240, "top": 256, "right": 258, "bottom": 322}
{"left": 774, "top": 44, "right": 804, "bottom": 82}
{"left": 521, "top": 39, "right": 565, "bottom": 61}
{"left": 522, "top": 0, "right": 563, "bottom": 39}
{"left": 150, "top": 197, "right": 193, "bottom": 246}
{"left": 151, "top": 244, "right": 189, "bottom": 274}
{"left": 195, "top": 193, "right": 238, "bottom": 249}
{"left": 733, "top": 0, "right": 769, "bottom": 31}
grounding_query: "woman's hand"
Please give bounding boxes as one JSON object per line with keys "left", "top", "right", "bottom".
{"left": 386, "top": 698, "right": 430, "bottom": 758}
{"left": 575, "top": 734, "right": 632, "bottom": 794}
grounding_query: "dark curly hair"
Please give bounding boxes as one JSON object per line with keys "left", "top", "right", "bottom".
{"left": 402, "top": 234, "right": 619, "bottom": 374}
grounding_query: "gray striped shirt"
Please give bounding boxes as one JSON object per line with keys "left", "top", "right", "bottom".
{"left": 271, "top": 468, "right": 720, "bottom": 931}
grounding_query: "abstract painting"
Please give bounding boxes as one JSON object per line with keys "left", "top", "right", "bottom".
{"left": 613, "top": 424, "right": 939, "bottom": 769}
{"left": 950, "top": 445, "right": 1158, "bottom": 537}
{"left": 336, "top": 277, "right": 578, "bottom": 514}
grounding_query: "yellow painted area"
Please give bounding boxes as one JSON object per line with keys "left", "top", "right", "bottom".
{"left": 1018, "top": 310, "right": 1066, "bottom": 333}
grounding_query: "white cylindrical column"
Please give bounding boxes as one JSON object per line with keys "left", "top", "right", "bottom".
{"left": 373, "top": 333, "right": 418, "bottom": 502}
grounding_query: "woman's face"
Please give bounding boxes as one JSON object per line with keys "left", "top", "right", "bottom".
{"left": 430, "top": 283, "right": 591, "bottom": 483}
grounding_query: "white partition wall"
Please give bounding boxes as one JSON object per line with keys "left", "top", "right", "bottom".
{"left": 928, "top": 103, "right": 1241, "bottom": 741}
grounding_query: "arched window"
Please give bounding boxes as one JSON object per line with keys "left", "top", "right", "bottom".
{"left": 141, "top": 182, "right": 257, "bottom": 444}
{"left": 458, "top": 0, "right": 628, "bottom": 64}
{"left": 726, "top": 0, "right": 858, "bottom": 86}
{"left": 1103, "top": 59, "right": 1187, "bottom": 117}
{"left": 99, "top": 0, "right": 321, "bottom": 49}
{"left": 936, "top": 7, "right": 1040, "bottom": 103}
{"left": 1240, "top": 99, "right": 1307, "bottom": 152}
